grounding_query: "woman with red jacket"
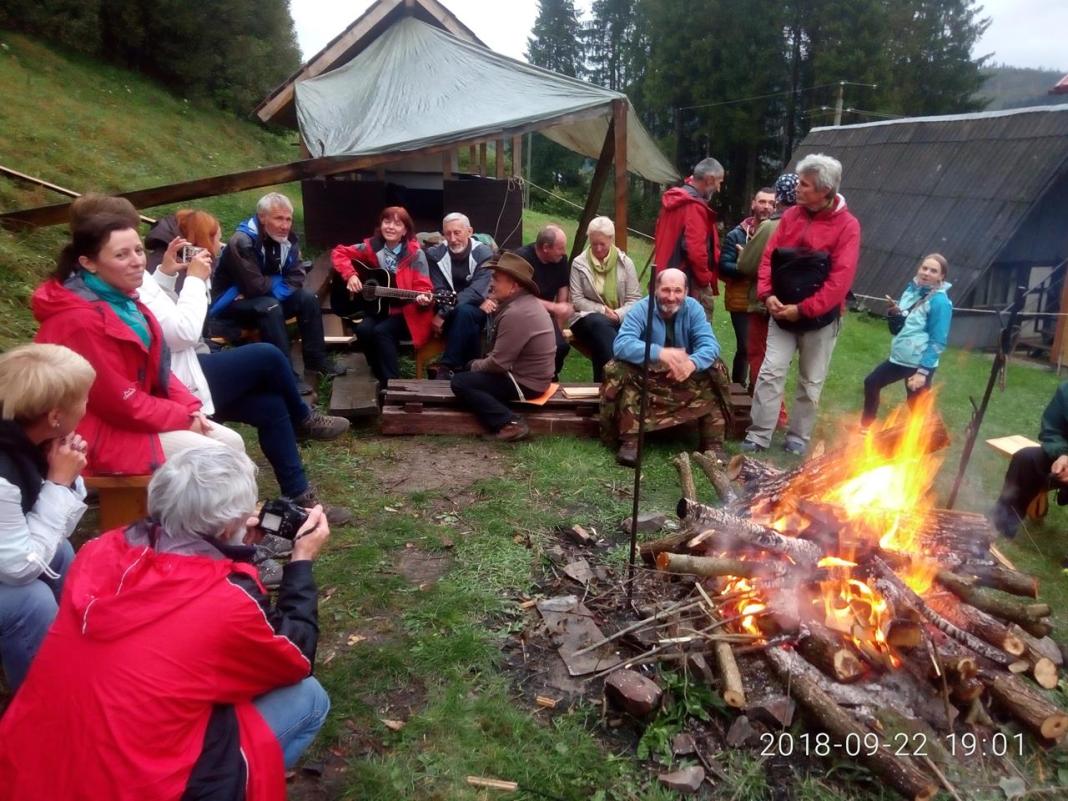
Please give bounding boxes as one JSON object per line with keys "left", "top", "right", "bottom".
{"left": 32, "top": 214, "right": 233, "bottom": 476}
{"left": 330, "top": 206, "right": 434, "bottom": 384}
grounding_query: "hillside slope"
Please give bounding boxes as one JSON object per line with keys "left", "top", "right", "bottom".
{"left": 0, "top": 32, "right": 301, "bottom": 348}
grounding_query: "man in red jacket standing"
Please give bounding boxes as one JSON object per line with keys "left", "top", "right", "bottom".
{"left": 741, "top": 153, "right": 861, "bottom": 456}
{"left": 653, "top": 157, "right": 724, "bottom": 321}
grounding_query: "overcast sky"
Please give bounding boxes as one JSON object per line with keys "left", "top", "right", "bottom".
{"left": 289, "top": 0, "right": 1067, "bottom": 74}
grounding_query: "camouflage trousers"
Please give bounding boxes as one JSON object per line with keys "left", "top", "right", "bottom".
{"left": 599, "top": 358, "right": 733, "bottom": 444}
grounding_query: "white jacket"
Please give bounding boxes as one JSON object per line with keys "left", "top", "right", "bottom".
{"left": 137, "top": 271, "right": 216, "bottom": 415}
{"left": 0, "top": 477, "right": 85, "bottom": 585}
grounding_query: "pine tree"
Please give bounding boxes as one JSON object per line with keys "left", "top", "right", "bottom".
{"left": 526, "top": 0, "right": 585, "bottom": 78}
{"left": 583, "top": 0, "right": 640, "bottom": 91}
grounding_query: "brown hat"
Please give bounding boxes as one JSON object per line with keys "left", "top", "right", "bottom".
{"left": 489, "top": 252, "right": 540, "bottom": 295}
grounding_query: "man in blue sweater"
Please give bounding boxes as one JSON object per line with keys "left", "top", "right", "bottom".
{"left": 600, "top": 268, "right": 731, "bottom": 466}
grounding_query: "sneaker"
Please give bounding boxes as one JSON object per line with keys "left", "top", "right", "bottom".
{"left": 783, "top": 437, "right": 806, "bottom": 456}
{"left": 296, "top": 410, "right": 350, "bottom": 441}
{"left": 739, "top": 439, "right": 766, "bottom": 454}
{"left": 258, "top": 533, "right": 294, "bottom": 559}
{"left": 616, "top": 439, "right": 638, "bottom": 467}
{"left": 492, "top": 418, "right": 530, "bottom": 442}
{"left": 291, "top": 487, "right": 353, "bottom": 527}
{"left": 311, "top": 360, "right": 348, "bottom": 378}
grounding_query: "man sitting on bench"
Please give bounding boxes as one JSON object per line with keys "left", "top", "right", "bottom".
{"left": 426, "top": 213, "right": 495, "bottom": 380}
{"left": 601, "top": 268, "right": 731, "bottom": 467}
{"left": 991, "top": 382, "right": 1068, "bottom": 538}
{"left": 450, "top": 253, "right": 556, "bottom": 442}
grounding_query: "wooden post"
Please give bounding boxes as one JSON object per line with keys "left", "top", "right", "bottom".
{"left": 468, "top": 145, "right": 477, "bottom": 171}
{"left": 495, "top": 139, "right": 506, "bottom": 180}
{"left": 511, "top": 136, "right": 522, "bottom": 178}
{"left": 568, "top": 114, "right": 615, "bottom": 265}
{"left": 442, "top": 151, "right": 452, "bottom": 180}
{"left": 479, "top": 143, "right": 487, "bottom": 178}
{"left": 1051, "top": 268, "right": 1068, "bottom": 368}
{"left": 612, "top": 99, "right": 628, "bottom": 252}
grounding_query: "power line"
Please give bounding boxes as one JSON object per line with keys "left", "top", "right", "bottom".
{"left": 676, "top": 81, "right": 877, "bottom": 112}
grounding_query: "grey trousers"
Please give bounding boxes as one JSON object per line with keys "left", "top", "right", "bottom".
{"left": 746, "top": 317, "right": 841, "bottom": 447}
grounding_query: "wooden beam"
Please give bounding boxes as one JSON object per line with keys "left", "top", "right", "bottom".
{"left": 511, "top": 136, "right": 522, "bottom": 178}
{"left": 1, "top": 104, "right": 615, "bottom": 229}
{"left": 442, "top": 150, "right": 452, "bottom": 180}
{"left": 495, "top": 140, "right": 506, "bottom": 180}
{"left": 568, "top": 119, "right": 615, "bottom": 265}
{"left": 0, "top": 165, "right": 156, "bottom": 225}
{"left": 478, "top": 143, "right": 487, "bottom": 178}
{"left": 1053, "top": 265, "right": 1068, "bottom": 368}
{"left": 468, "top": 145, "right": 477, "bottom": 171}
{"left": 612, "top": 99, "right": 628, "bottom": 252}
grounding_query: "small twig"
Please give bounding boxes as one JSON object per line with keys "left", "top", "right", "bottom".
{"left": 569, "top": 598, "right": 705, "bottom": 657}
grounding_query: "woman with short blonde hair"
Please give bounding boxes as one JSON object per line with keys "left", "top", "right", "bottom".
{"left": 0, "top": 343, "right": 94, "bottom": 690}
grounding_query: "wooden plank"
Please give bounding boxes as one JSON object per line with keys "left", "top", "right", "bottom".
{"left": 612, "top": 99, "right": 628, "bottom": 253}
{"left": 385, "top": 380, "right": 601, "bottom": 408}
{"left": 85, "top": 475, "right": 151, "bottom": 531}
{"left": 468, "top": 145, "right": 477, "bottom": 170}
{"left": 511, "top": 136, "right": 522, "bottom": 178}
{"left": 380, "top": 406, "right": 599, "bottom": 437}
{"left": 442, "top": 151, "right": 453, "bottom": 180}
{"left": 0, "top": 165, "right": 158, "bottom": 225}
{"left": 495, "top": 139, "right": 506, "bottom": 180}
{"left": 986, "top": 435, "right": 1041, "bottom": 459}
{"left": 328, "top": 353, "right": 380, "bottom": 418}
{"left": 305, "top": 252, "right": 335, "bottom": 302}
{"left": 568, "top": 119, "right": 615, "bottom": 264}
{"left": 479, "top": 143, "right": 487, "bottom": 178}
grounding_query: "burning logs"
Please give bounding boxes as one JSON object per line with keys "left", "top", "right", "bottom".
{"left": 655, "top": 552, "right": 777, "bottom": 580}
{"left": 676, "top": 499, "right": 823, "bottom": 565}
{"left": 726, "top": 454, "right": 782, "bottom": 484}
{"left": 796, "top": 623, "right": 865, "bottom": 683}
{"left": 924, "top": 594, "right": 1027, "bottom": 657}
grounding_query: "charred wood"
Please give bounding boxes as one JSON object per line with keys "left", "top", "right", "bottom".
{"left": 677, "top": 499, "right": 822, "bottom": 565}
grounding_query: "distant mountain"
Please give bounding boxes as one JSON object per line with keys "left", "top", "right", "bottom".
{"left": 977, "top": 65, "right": 1068, "bottom": 110}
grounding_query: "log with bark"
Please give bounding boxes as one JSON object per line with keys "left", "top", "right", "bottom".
{"left": 1008, "top": 625, "right": 1064, "bottom": 667}
{"left": 936, "top": 571, "right": 1051, "bottom": 629}
{"left": 924, "top": 594, "right": 1026, "bottom": 657}
{"left": 713, "top": 638, "right": 745, "bottom": 708}
{"left": 964, "top": 563, "right": 1038, "bottom": 598}
{"left": 766, "top": 647, "right": 938, "bottom": 801}
{"left": 672, "top": 453, "right": 698, "bottom": 504}
{"left": 655, "top": 552, "right": 782, "bottom": 580}
{"left": 981, "top": 670, "right": 1068, "bottom": 741}
{"left": 638, "top": 530, "right": 694, "bottom": 565}
{"left": 677, "top": 499, "right": 823, "bottom": 565}
{"left": 726, "top": 454, "right": 783, "bottom": 484}
{"left": 691, "top": 451, "right": 739, "bottom": 504}
{"left": 796, "top": 622, "right": 866, "bottom": 683}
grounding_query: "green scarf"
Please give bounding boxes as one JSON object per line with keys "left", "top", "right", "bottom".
{"left": 585, "top": 244, "right": 619, "bottom": 309}
{"left": 82, "top": 271, "right": 151, "bottom": 348}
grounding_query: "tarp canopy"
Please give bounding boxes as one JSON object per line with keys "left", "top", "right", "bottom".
{"left": 295, "top": 16, "right": 678, "bottom": 184}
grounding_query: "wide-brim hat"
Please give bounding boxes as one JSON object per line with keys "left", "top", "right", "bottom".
{"left": 489, "top": 252, "right": 540, "bottom": 295}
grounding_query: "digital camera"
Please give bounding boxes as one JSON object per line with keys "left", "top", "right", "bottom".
{"left": 258, "top": 498, "right": 309, "bottom": 540}
{"left": 177, "top": 244, "right": 204, "bottom": 264}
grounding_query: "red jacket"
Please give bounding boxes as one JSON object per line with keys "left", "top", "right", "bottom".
{"left": 331, "top": 237, "right": 435, "bottom": 347}
{"left": 0, "top": 527, "right": 313, "bottom": 801}
{"left": 32, "top": 276, "right": 201, "bottom": 476}
{"left": 756, "top": 194, "right": 861, "bottom": 318}
{"left": 653, "top": 180, "right": 720, "bottom": 292}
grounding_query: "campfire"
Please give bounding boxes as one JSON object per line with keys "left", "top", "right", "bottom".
{"left": 581, "top": 396, "right": 1068, "bottom": 800}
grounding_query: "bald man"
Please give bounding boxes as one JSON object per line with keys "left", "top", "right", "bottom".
{"left": 600, "top": 268, "right": 732, "bottom": 466}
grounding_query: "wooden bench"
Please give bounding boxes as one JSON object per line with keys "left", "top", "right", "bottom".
{"left": 84, "top": 475, "right": 151, "bottom": 531}
{"left": 986, "top": 435, "right": 1048, "bottom": 520}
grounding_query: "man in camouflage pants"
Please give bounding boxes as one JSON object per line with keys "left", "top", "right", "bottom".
{"left": 600, "top": 268, "right": 731, "bottom": 466}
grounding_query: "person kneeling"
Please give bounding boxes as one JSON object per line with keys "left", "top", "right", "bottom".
{"left": 450, "top": 254, "right": 556, "bottom": 441}
{"left": 601, "top": 268, "right": 731, "bottom": 467}
{"left": 0, "top": 446, "right": 331, "bottom": 800}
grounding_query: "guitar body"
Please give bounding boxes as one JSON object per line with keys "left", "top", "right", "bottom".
{"left": 331, "top": 261, "right": 458, "bottom": 320}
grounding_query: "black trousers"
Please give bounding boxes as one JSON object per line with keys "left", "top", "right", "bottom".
{"left": 861, "top": 360, "right": 934, "bottom": 426}
{"left": 354, "top": 313, "right": 410, "bottom": 384}
{"left": 551, "top": 320, "right": 569, "bottom": 379}
{"left": 996, "top": 446, "right": 1063, "bottom": 523}
{"left": 220, "top": 289, "right": 327, "bottom": 374}
{"left": 570, "top": 313, "right": 620, "bottom": 382}
{"left": 450, "top": 370, "right": 537, "bottom": 432}
{"left": 728, "top": 311, "right": 749, "bottom": 386}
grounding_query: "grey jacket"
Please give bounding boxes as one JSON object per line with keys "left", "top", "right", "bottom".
{"left": 568, "top": 249, "right": 642, "bottom": 325}
{"left": 470, "top": 290, "right": 556, "bottom": 392}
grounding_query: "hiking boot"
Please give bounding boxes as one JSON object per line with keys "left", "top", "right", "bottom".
{"left": 739, "top": 439, "right": 766, "bottom": 454}
{"left": 291, "top": 487, "right": 353, "bottom": 527}
{"left": 296, "top": 410, "right": 350, "bottom": 441}
{"left": 783, "top": 437, "right": 806, "bottom": 456}
{"left": 616, "top": 439, "right": 638, "bottom": 467}
{"left": 314, "top": 359, "right": 348, "bottom": 378}
{"left": 258, "top": 533, "right": 294, "bottom": 559}
{"left": 491, "top": 418, "right": 529, "bottom": 442}
{"left": 429, "top": 364, "right": 455, "bottom": 381}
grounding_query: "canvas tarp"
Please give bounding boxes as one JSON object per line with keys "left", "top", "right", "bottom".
{"left": 295, "top": 16, "right": 679, "bottom": 184}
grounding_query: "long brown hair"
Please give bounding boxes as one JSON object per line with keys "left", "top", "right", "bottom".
{"left": 54, "top": 214, "right": 141, "bottom": 283}
{"left": 375, "top": 206, "right": 415, "bottom": 243}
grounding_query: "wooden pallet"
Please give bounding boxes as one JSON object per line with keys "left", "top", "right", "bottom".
{"left": 328, "top": 352, "right": 379, "bottom": 419}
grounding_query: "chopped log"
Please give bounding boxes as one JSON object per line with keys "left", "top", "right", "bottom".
{"left": 677, "top": 499, "right": 823, "bottom": 565}
{"left": 981, "top": 671, "right": 1068, "bottom": 741}
{"left": 726, "top": 454, "right": 782, "bottom": 484}
{"left": 797, "top": 623, "right": 865, "bottom": 683}
{"left": 887, "top": 619, "right": 925, "bottom": 649}
{"left": 638, "top": 530, "right": 692, "bottom": 565}
{"left": 925, "top": 594, "right": 1026, "bottom": 657}
{"left": 937, "top": 571, "right": 1051, "bottom": 627}
{"left": 1008, "top": 625, "right": 1064, "bottom": 667}
{"left": 951, "top": 677, "right": 984, "bottom": 704}
{"left": 466, "top": 776, "right": 519, "bottom": 792}
{"left": 672, "top": 453, "right": 698, "bottom": 503}
{"left": 1032, "top": 657, "right": 1059, "bottom": 690}
{"left": 965, "top": 563, "right": 1038, "bottom": 598}
{"left": 765, "top": 648, "right": 938, "bottom": 801}
{"left": 713, "top": 638, "right": 746, "bottom": 708}
{"left": 655, "top": 552, "right": 777, "bottom": 580}
{"left": 691, "top": 451, "right": 739, "bottom": 504}
{"left": 1017, "top": 618, "right": 1053, "bottom": 639}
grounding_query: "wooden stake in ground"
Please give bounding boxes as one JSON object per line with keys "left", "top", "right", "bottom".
{"left": 672, "top": 453, "right": 698, "bottom": 503}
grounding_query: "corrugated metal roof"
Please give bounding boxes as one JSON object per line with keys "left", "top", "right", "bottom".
{"left": 792, "top": 105, "right": 1068, "bottom": 301}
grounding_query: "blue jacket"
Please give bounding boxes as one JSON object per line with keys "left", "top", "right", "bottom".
{"left": 889, "top": 280, "right": 952, "bottom": 371}
{"left": 613, "top": 296, "right": 720, "bottom": 371}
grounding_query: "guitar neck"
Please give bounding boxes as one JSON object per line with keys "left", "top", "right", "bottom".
{"left": 373, "top": 287, "right": 423, "bottom": 300}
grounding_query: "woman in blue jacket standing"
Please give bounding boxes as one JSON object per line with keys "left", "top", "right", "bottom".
{"left": 861, "top": 254, "right": 952, "bottom": 429}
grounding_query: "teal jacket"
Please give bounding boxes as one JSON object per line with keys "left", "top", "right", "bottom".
{"left": 889, "top": 280, "right": 952, "bottom": 372}
{"left": 1039, "top": 382, "right": 1068, "bottom": 460}
{"left": 613, "top": 296, "right": 720, "bottom": 370}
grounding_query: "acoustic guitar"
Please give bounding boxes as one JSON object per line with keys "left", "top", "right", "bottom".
{"left": 335, "top": 264, "right": 457, "bottom": 318}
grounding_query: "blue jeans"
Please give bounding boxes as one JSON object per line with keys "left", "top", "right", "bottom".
{"left": 198, "top": 343, "right": 311, "bottom": 497}
{"left": 220, "top": 289, "right": 328, "bottom": 374}
{"left": 0, "top": 539, "right": 74, "bottom": 690}
{"left": 440, "top": 304, "right": 487, "bottom": 369}
{"left": 253, "top": 676, "right": 330, "bottom": 768}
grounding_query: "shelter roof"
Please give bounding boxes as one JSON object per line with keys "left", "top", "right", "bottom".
{"left": 1052, "top": 74, "right": 1068, "bottom": 95}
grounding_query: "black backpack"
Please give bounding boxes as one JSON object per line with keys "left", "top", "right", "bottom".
{"left": 769, "top": 247, "right": 839, "bottom": 332}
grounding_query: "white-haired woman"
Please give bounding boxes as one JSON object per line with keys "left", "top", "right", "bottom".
{"left": 0, "top": 343, "right": 95, "bottom": 690}
{"left": 568, "top": 216, "right": 642, "bottom": 381}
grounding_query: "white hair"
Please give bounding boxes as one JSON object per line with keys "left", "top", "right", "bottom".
{"left": 442, "top": 212, "right": 471, "bottom": 228}
{"left": 796, "top": 153, "right": 843, "bottom": 196}
{"left": 256, "top": 192, "right": 293, "bottom": 217}
{"left": 587, "top": 216, "right": 615, "bottom": 239}
{"left": 148, "top": 446, "right": 258, "bottom": 541}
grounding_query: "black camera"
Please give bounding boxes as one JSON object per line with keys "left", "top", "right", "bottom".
{"left": 177, "top": 244, "right": 204, "bottom": 264}
{"left": 258, "top": 498, "right": 309, "bottom": 540}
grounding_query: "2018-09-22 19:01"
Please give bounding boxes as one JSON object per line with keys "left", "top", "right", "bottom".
{"left": 759, "top": 730, "right": 1026, "bottom": 758}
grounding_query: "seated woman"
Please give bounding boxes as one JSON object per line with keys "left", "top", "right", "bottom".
{"left": 861, "top": 253, "right": 952, "bottom": 430}
{"left": 32, "top": 213, "right": 229, "bottom": 475}
{"left": 0, "top": 343, "right": 94, "bottom": 691}
{"left": 330, "top": 206, "right": 434, "bottom": 384}
{"left": 568, "top": 216, "right": 641, "bottom": 382}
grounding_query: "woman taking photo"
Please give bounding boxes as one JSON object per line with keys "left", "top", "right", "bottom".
{"left": 861, "top": 253, "right": 952, "bottom": 429}
{"left": 0, "top": 343, "right": 94, "bottom": 690}
{"left": 330, "top": 206, "right": 434, "bottom": 384}
{"left": 568, "top": 216, "right": 641, "bottom": 382}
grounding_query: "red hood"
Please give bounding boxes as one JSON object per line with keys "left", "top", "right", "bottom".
{"left": 69, "top": 530, "right": 239, "bottom": 642}
{"left": 660, "top": 184, "right": 711, "bottom": 213}
{"left": 31, "top": 277, "right": 93, "bottom": 324}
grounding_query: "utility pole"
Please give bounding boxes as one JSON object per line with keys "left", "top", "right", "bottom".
{"left": 833, "top": 81, "right": 845, "bottom": 126}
